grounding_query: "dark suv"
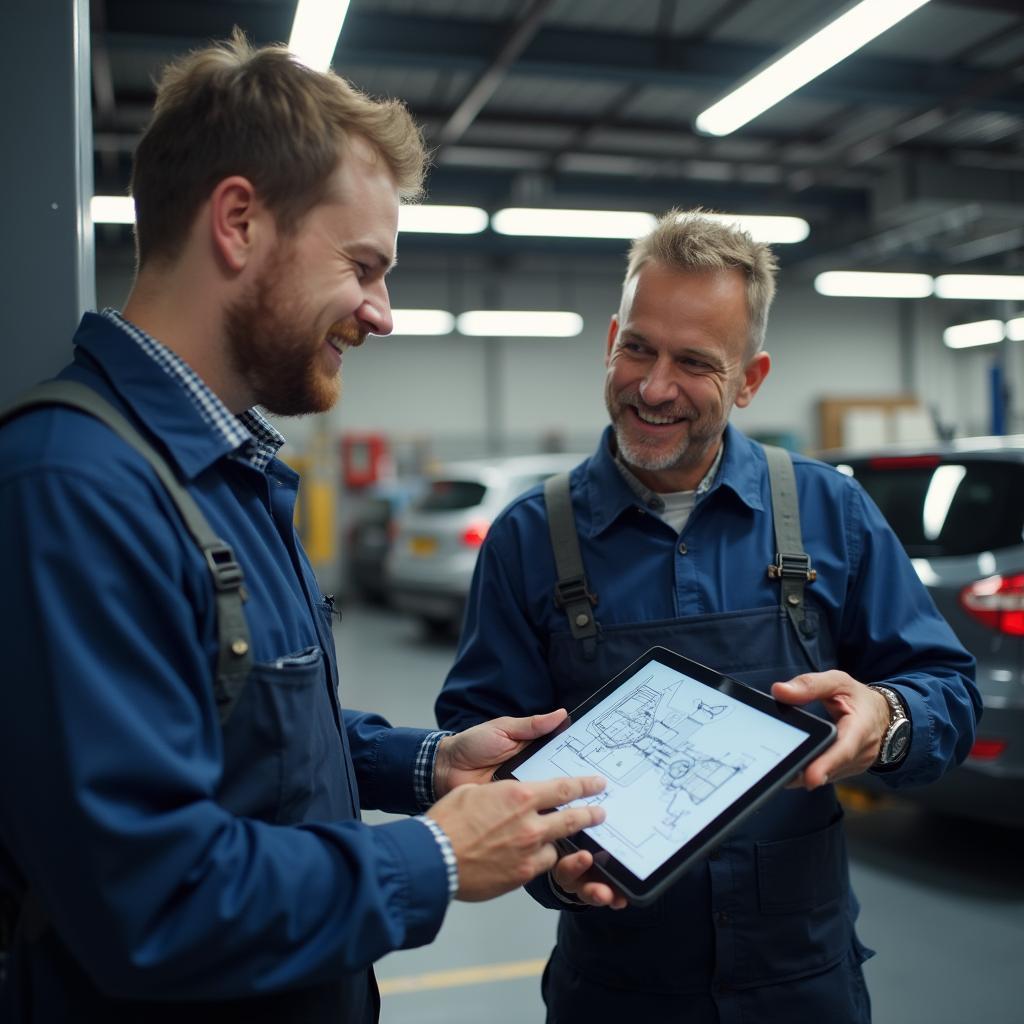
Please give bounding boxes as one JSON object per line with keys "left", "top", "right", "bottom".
{"left": 823, "top": 438, "right": 1024, "bottom": 827}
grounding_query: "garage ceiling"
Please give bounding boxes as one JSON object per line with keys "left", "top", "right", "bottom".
{"left": 91, "top": 0, "right": 1024, "bottom": 277}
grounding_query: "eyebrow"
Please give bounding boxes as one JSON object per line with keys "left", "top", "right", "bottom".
{"left": 620, "top": 331, "right": 725, "bottom": 365}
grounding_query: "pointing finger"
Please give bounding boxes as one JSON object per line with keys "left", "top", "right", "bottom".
{"left": 525, "top": 774, "right": 606, "bottom": 811}
{"left": 542, "top": 803, "right": 606, "bottom": 842}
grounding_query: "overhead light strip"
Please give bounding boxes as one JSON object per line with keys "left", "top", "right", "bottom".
{"left": 814, "top": 271, "right": 934, "bottom": 298}
{"left": 381, "top": 311, "right": 588, "bottom": 339}
{"left": 703, "top": 213, "right": 809, "bottom": 244}
{"left": 492, "top": 208, "right": 656, "bottom": 240}
{"left": 695, "top": 0, "right": 933, "bottom": 137}
{"left": 934, "top": 275, "right": 1024, "bottom": 301}
{"left": 943, "top": 319, "right": 1006, "bottom": 349}
{"left": 399, "top": 205, "right": 488, "bottom": 235}
{"left": 91, "top": 195, "right": 134, "bottom": 224}
{"left": 90, "top": 197, "right": 489, "bottom": 237}
{"left": 492, "top": 208, "right": 810, "bottom": 243}
{"left": 456, "top": 311, "right": 583, "bottom": 338}
{"left": 388, "top": 310, "right": 456, "bottom": 336}
{"left": 287, "top": 0, "right": 351, "bottom": 72}
{"left": 814, "top": 272, "right": 1024, "bottom": 301}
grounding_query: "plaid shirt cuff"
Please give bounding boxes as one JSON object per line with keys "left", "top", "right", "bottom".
{"left": 417, "top": 815, "right": 459, "bottom": 900}
{"left": 413, "top": 730, "right": 452, "bottom": 809}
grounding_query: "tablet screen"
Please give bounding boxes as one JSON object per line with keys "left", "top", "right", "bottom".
{"left": 508, "top": 655, "right": 808, "bottom": 881}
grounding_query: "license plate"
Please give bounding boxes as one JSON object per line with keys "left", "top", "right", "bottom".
{"left": 409, "top": 536, "right": 438, "bottom": 557}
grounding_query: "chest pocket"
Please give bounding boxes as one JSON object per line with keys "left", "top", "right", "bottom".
{"left": 218, "top": 646, "right": 338, "bottom": 824}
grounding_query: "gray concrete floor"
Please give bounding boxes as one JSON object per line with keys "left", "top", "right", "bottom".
{"left": 335, "top": 603, "right": 1024, "bottom": 1024}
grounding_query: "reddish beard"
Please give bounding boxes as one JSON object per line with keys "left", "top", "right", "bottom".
{"left": 224, "top": 247, "right": 341, "bottom": 416}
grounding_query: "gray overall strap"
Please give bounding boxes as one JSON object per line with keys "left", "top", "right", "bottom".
{"left": 762, "top": 444, "right": 817, "bottom": 638}
{"left": 544, "top": 472, "right": 598, "bottom": 658}
{"left": 0, "top": 380, "right": 252, "bottom": 724}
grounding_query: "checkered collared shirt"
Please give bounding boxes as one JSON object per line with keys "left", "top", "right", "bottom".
{"left": 101, "top": 309, "right": 285, "bottom": 471}
{"left": 103, "top": 309, "right": 459, "bottom": 899}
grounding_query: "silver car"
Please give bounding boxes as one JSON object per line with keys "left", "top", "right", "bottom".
{"left": 386, "top": 453, "right": 582, "bottom": 635}
{"left": 823, "top": 437, "right": 1024, "bottom": 827}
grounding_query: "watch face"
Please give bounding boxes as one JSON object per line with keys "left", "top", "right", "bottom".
{"left": 884, "top": 720, "right": 911, "bottom": 763}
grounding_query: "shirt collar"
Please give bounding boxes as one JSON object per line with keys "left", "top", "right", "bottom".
{"left": 612, "top": 441, "right": 722, "bottom": 511}
{"left": 581, "top": 423, "right": 765, "bottom": 538}
{"left": 71, "top": 311, "right": 285, "bottom": 479}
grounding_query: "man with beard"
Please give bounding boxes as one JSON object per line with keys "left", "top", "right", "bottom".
{"left": 436, "top": 210, "right": 980, "bottom": 1023}
{"left": 0, "top": 33, "right": 608, "bottom": 1024}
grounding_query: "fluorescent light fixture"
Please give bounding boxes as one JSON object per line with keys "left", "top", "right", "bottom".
{"left": 695, "top": 0, "right": 932, "bottom": 136}
{"left": 1006, "top": 316, "right": 1024, "bottom": 342}
{"left": 456, "top": 311, "right": 584, "bottom": 338}
{"left": 398, "top": 205, "right": 487, "bottom": 235}
{"left": 943, "top": 319, "right": 1005, "bottom": 349}
{"left": 91, "top": 195, "right": 135, "bottom": 224}
{"left": 388, "top": 310, "right": 455, "bottom": 336}
{"left": 814, "top": 271, "right": 934, "bottom": 298}
{"left": 704, "top": 213, "right": 810, "bottom": 244}
{"left": 288, "top": 0, "right": 351, "bottom": 71}
{"left": 934, "top": 275, "right": 1024, "bottom": 301}
{"left": 492, "top": 208, "right": 657, "bottom": 239}
{"left": 492, "top": 208, "right": 809, "bottom": 243}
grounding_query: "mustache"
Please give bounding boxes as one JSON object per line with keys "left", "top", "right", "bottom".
{"left": 327, "top": 318, "right": 367, "bottom": 347}
{"left": 614, "top": 389, "right": 693, "bottom": 420}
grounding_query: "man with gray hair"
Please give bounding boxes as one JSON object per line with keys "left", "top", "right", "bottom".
{"left": 437, "top": 208, "right": 979, "bottom": 1022}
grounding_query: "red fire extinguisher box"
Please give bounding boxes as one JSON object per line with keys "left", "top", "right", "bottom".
{"left": 341, "top": 433, "right": 391, "bottom": 489}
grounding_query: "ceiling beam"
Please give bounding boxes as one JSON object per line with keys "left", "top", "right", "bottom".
{"left": 101, "top": 12, "right": 1024, "bottom": 118}
{"left": 436, "top": 0, "right": 554, "bottom": 149}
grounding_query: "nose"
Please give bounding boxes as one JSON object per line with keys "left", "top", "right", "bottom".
{"left": 638, "top": 356, "right": 681, "bottom": 407}
{"left": 357, "top": 280, "right": 393, "bottom": 337}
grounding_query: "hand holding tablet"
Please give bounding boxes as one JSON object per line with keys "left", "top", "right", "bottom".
{"left": 494, "top": 646, "right": 836, "bottom": 906}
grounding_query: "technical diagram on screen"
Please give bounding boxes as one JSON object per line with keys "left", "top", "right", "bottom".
{"left": 495, "top": 646, "right": 835, "bottom": 904}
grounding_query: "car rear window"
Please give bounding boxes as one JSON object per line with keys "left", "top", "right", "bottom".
{"left": 418, "top": 479, "right": 487, "bottom": 511}
{"left": 849, "top": 458, "right": 1024, "bottom": 557}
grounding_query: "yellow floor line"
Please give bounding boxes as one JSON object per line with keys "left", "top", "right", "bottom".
{"left": 378, "top": 957, "right": 547, "bottom": 995}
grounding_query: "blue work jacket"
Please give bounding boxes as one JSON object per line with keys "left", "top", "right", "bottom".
{"left": 437, "top": 425, "right": 980, "bottom": 1020}
{"left": 0, "top": 314, "right": 449, "bottom": 1022}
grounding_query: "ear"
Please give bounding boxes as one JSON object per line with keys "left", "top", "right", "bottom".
{"left": 208, "top": 176, "right": 266, "bottom": 273}
{"left": 734, "top": 351, "right": 771, "bottom": 408}
{"left": 605, "top": 315, "right": 620, "bottom": 367}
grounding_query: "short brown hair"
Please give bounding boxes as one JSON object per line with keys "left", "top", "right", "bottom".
{"left": 131, "top": 29, "right": 427, "bottom": 266}
{"left": 624, "top": 208, "right": 779, "bottom": 356}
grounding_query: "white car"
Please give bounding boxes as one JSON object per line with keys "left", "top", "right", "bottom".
{"left": 386, "top": 453, "right": 582, "bottom": 635}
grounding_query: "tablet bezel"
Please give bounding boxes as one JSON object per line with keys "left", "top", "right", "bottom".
{"left": 493, "top": 644, "right": 837, "bottom": 905}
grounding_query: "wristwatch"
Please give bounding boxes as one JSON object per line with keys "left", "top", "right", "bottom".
{"left": 869, "top": 685, "right": 911, "bottom": 768}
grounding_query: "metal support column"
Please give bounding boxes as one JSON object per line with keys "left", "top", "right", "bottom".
{"left": 1, "top": 0, "right": 95, "bottom": 405}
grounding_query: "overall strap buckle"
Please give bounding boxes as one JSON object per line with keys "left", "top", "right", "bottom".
{"left": 554, "top": 576, "right": 599, "bottom": 611}
{"left": 767, "top": 552, "right": 817, "bottom": 582}
{"left": 204, "top": 543, "right": 246, "bottom": 592}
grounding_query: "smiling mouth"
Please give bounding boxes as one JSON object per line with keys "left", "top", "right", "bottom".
{"left": 632, "top": 405, "right": 685, "bottom": 426}
{"left": 326, "top": 320, "right": 366, "bottom": 354}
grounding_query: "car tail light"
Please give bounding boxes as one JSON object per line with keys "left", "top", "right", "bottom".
{"left": 959, "top": 573, "right": 1024, "bottom": 635}
{"left": 968, "top": 738, "right": 1008, "bottom": 762}
{"left": 868, "top": 455, "right": 941, "bottom": 470}
{"left": 461, "top": 520, "right": 490, "bottom": 548}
